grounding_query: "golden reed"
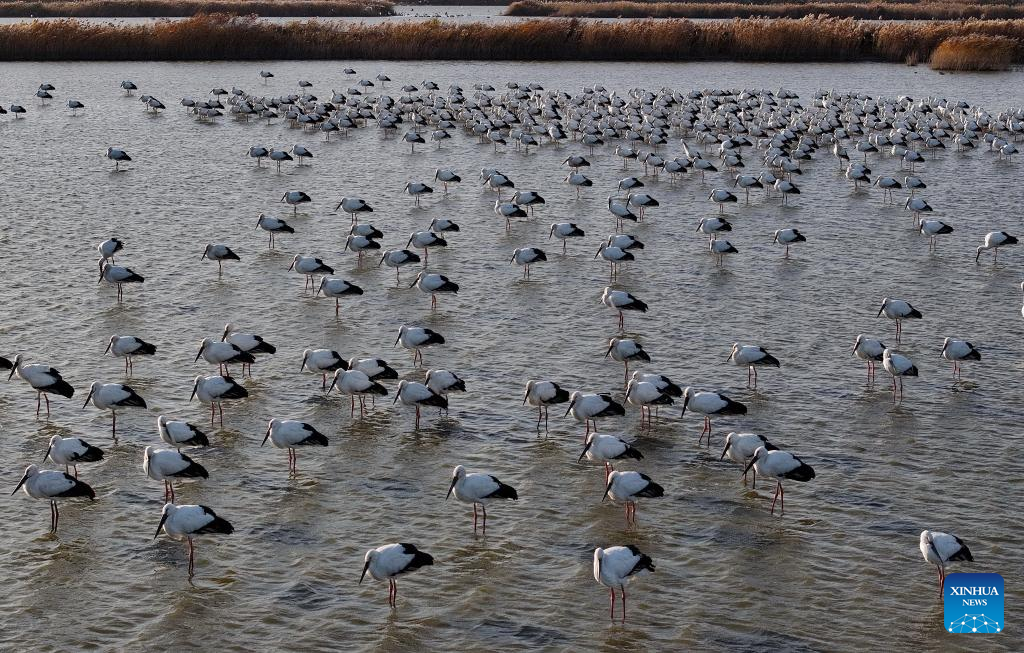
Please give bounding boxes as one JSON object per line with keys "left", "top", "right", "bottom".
{"left": 0, "top": 0, "right": 393, "bottom": 18}
{"left": 0, "top": 14, "right": 1018, "bottom": 69}
{"left": 506, "top": 0, "right": 1024, "bottom": 21}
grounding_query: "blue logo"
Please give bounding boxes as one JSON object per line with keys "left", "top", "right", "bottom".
{"left": 944, "top": 573, "right": 1003, "bottom": 633}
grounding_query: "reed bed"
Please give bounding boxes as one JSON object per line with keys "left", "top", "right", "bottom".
{"left": 0, "top": 14, "right": 1021, "bottom": 64}
{"left": 929, "top": 34, "right": 1016, "bottom": 68}
{"left": 0, "top": 0, "right": 394, "bottom": 18}
{"left": 506, "top": 0, "right": 1024, "bottom": 20}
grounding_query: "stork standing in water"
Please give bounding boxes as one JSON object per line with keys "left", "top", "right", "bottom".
{"left": 11, "top": 465, "right": 95, "bottom": 534}
{"left": 378, "top": 249, "right": 421, "bottom": 283}
{"left": 882, "top": 348, "right": 918, "bottom": 402}
{"left": 188, "top": 375, "right": 248, "bottom": 426}
{"left": 44, "top": 435, "right": 104, "bottom": 478}
{"left": 624, "top": 379, "right": 673, "bottom": 428}
{"left": 510, "top": 247, "right": 547, "bottom": 279}
{"left": 99, "top": 262, "right": 144, "bottom": 302}
{"left": 877, "top": 297, "right": 922, "bottom": 342}
{"left": 221, "top": 324, "right": 276, "bottom": 377}
{"left": 83, "top": 381, "right": 147, "bottom": 437}
{"left": 681, "top": 387, "right": 747, "bottom": 445}
{"left": 154, "top": 503, "right": 233, "bottom": 577}
{"left": 601, "top": 287, "right": 648, "bottom": 331}
{"left": 410, "top": 271, "right": 459, "bottom": 309}
{"left": 941, "top": 338, "right": 980, "bottom": 379}
{"left": 446, "top": 465, "right": 518, "bottom": 533}
{"left": 394, "top": 380, "right": 448, "bottom": 428}
{"left": 593, "top": 546, "right": 655, "bottom": 623}
{"left": 316, "top": 277, "right": 364, "bottom": 317}
{"left": 772, "top": 228, "right": 806, "bottom": 258}
{"left": 721, "top": 432, "right": 777, "bottom": 486}
{"left": 742, "top": 446, "right": 815, "bottom": 515}
{"left": 975, "top": 231, "right": 1018, "bottom": 263}
{"left": 919, "top": 530, "right": 973, "bottom": 596}
{"left": 328, "top": 369, "right": 388, "bottom": 418}
{"left": 549, "top": 222, "right": 585, "bottom": 254}
{"left": 727, "top": 343, "right": 781, "bottom": 388}
{"left": 523, "top": 380, "right": 570, "bottom": 432}
{"left": 104, "top": 335, "right": 156, "bottom": 376}
{"left": 98, "top": 237, "right": 124, "bottom": 267}
{"left": 853, "top": 334, "right": 886, "bottom": 383}
{"left": 288, "top": 255, "right": 334, "bottom": 290}
{"left": 157, "top": 415, "right": 209, "bottom": 450}
{"left": 105, "top": 147, "right": 131, "bottom": 171}
{"left": 395, "top": 325, "right": 445, "bottom": 366}
{"left": 603, "top": 470, "right": 664, "bottom": 527}
{"left": 201, "top": 244, "right": 240, "bottom": 276}
{"left": 360, "top": 543, "right": 434, "bottom": 608}
{"left": 255, "top": 213, "right": 294, "bottom": 249}
{"left": 579, "top": 432, "right": 643, "bottom": 483}
{"left": 7, "top": 355, "right": 75, "bottom": 417}
{"left": 300, "top": 349, "right": 347, "bottom": 390}
{"left": 262, "top": 419, "right": 328, "bottom": 474}
{"left": 565, "top": 391, "right": 626, "bottom": 439}
{"left": 144, "top": 446, "right": 208, "bottom": 502}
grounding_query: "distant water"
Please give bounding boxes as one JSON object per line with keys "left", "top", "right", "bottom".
{"left": 0, "top": 61, "right": 1020, "bottom": 651}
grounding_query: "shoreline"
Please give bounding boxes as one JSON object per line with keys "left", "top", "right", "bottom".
{"left": 505, "top": 1, "right": 1024, "bottom": 21}
{"left": 0, "top": 0, "right": 395, "bottom": 18}
{"left": 0, "top": 15, "right": 1019, "bottom": 66}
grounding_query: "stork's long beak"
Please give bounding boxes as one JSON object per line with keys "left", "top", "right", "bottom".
{"left": 377, "top": 255, "right": 385, "bottom": 267}
{"left": 11, "top": 473, "right": 28, "bottom": 496}
{"left": 445, "top": 476, "right": 457, "bottom": 500}
{"left": 772, "top": 233, "right": 779, "bottom": 244}
{"left": 563, "top": 398, "right": 576, "bottom": 417}
{"left": 6, "top": 366, "right": 15, "bottom": 381}
{"left": 82, "top": 388, "right": 95, "bottom": 409}
{"left": 299, "top": 352, "right": 309, "bottom": 372}
{"left": 262, "top": 424, "right": 272, "bottom": 446}
{"left": 578, "top": 440, "right": 593, "bottom": 463}
{"left": 103, "top": 341, "right": 112, "bottom": 354}
{"left": 392, "top": 393, "right": 400, "bottom": 405}
{"left": 720, "top": 441, "right": 731, "bottom": 461}
{"left": 327, "top": 374, "right": 339, "bottom": 393}
{"left": 601, "top": 479, "right": 613, "bottom": 502}
{"left": 876, "top": 305, "right": 884, "bottom": 317}
{"left": 604, "top": 343, "right": 614, "bottom": 358}
{"left": 43, "top": 442, "right": 53, "bottom": 462}
{"left": 359, "top": 559, "right": 371, "bottom": 584}
{"left": 287, "top": 260, "right": 296, "bottom": 271}
{"left": 194, "top": 345, "right": 204, "bottom": 362}
{"left": 154, "top": 512, "right": 168, "bottom": 539}
{"left": 742, "top": 457, "right": 757, "bottom": 476}
{"left": 188, "top": 382, "right": 198, "bottom": 403}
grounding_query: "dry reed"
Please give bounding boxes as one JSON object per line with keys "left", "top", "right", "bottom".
{"left": 0, "top": 14, "right": 1020, "bottom": 64}
{"left": 506, "top": 0, "right": 1024, "bottom": 20}
{"left": 0, "top": 0, "right": 394, "bottom": 18}
{"left": 929, "top": 34, "right": 1016, "bottom": 69}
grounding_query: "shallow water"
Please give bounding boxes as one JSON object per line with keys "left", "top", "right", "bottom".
{"left": 0, "top": 61, "right": 1021, "bottom": 652}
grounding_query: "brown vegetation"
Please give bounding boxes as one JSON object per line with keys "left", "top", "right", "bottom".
{"left": 0, "top": 0, "right": 394, "bottom": 18}
{"left": 0, "top": 14, "right": 1020, "bottom": 64}
{"left": 506, "top": 0, "right": 1024, "bottom": 21}
{"left": 929, "top": 34, "right": 1016, "bottom": 69}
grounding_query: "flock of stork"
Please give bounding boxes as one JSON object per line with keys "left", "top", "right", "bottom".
{"left": 9, "top": 71, "right": 1018, "bottom": 621}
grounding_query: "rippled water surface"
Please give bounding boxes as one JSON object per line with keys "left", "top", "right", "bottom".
{"left": 0, "top": 61, "right": 1021, "bottom": 652}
